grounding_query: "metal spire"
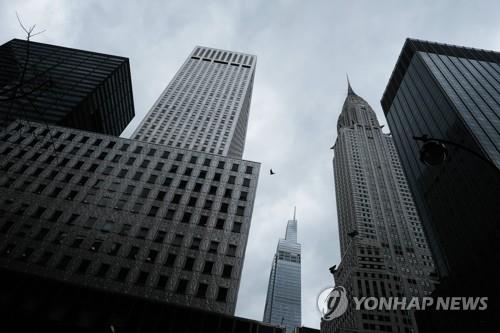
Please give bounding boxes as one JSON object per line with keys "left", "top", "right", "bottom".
{"left": 293, "top": 206, "right": 296, "bottom": 221}
{"left": 347, "top": 74, "right": 356, "bottom": 96}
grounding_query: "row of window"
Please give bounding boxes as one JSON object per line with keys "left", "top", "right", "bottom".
{"left": 0, "top": 242, "right": 229, "bottom": 302}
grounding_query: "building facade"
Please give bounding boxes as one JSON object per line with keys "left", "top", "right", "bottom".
{"left": 322, "top": 82, "right": 435, "bottom": 333}
{"left": 381, "top": 38, "right": 500, "bottom": 332}
{"left": 0, "top": 120, "right": 259, "bottom": 315}
{"left": 132, "top": 46, "right": 256, "bottom": 159}
{"left": 263, "top": 211, "right": 301, "bottom": 333}
{"left": 0, "top": 39, "right": 135, "bottom": 135}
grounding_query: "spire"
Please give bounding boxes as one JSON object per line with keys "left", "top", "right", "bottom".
{"left": 347, "top": 74, "right": 356, "bottom": 96}
{"left": 293, "top": 206, "right": 296, "bottom": 221}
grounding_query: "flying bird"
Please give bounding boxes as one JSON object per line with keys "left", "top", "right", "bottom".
{"left": 270, "top": 169, "right": 276, "bottom": 175}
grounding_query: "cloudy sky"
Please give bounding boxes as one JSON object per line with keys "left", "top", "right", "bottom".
{"left": 2, "top": 0, "right": 500, "bottom": 329}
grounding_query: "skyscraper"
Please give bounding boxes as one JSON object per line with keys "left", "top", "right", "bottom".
{"left": 132, "top": 46, "right": 256, "bottom": 159}
{"left": 381, "top": 38, "right": 500, "bottom": 332}
{"left": 322, "top": 81, "right": 435, "bottom": 333}
{"left": 263, "top": 209, "right": 301, "bottom": 333}
{"left": 0, "top": 39, "right": 135, "bottom": 135}
{"left": 0, "top": 42, "right": 261, "bottom": 332}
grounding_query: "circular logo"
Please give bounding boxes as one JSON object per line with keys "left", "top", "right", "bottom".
{"left": 317, "top": 286, "right": 349, "bottom": 320}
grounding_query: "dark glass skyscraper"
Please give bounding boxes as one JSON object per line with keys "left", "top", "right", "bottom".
{"left": 381, "top": 38, "right": 500, "bottom": 332}
{"left": 0, "top": 39, "right": 135, "bottom": 135}
{"left": 263, "top": 210, "right": 301, "bottom": 333}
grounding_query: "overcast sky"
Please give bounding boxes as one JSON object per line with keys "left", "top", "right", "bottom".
{"left": 2, "top": 0, "right": 500, "bottom": 329}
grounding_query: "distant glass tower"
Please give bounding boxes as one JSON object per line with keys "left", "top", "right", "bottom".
{"left": 132, "top": 46, "right": 256, "bottom": 158}
{"left": 263, "top": 209, "right": 301, "bottom": 333}
{"left": 381, "top": 38, "right": 500, "bottom": 332}
{"left": 322, "top": 81, "right": 435, "bottom": 333}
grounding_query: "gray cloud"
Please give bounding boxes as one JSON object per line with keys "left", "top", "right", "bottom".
{"left": 2, "top": 0, "right": 500, "bottom": 328}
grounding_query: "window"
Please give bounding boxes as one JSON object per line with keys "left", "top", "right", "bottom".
{"left": 216, "top": 287, "right": 228, "bottom": 302}
{"left": 178, "top": 180, "right": 188, "bottom": 189}
{"left": 154, "top": 230, "right": 166, "bottom": 243}
{"left": 245, "top": 166, "right": 253, "bottom": 174}
{"left": 181, "top": 212, "right": 192, "bottom": 223}
{"left": 231, "top": 163, "right": 239, "bottom": 172}
{"left": 215, "top": 219, "right": 225, "bottom": 230}
{"left": 71, "top": 236, "right": 85, "bottom": 248}
{"left": 90, "top": 240, "right": 103, "bottom": 251}
{"left": 137, "top": 227, "right": 149, "bottom": 239}
{"left": 183, "top": 257, "right": 195, "bottom": 271}
{"left": 192, "top": 183, "right": 201, "bottom": 192}
{"left": 203, "top": 158, "right": 211, "bottom": 167}
{"left": 198, "top": 170, "right": 207, "bottom": 179}
{"left": 172, "top": 234, "right": 183, "bottom": 247}
{"left": 213, "top": 173, "right": 221, "bottom": 182}
{"left": 189, "top": 156, "right": 198, "bottom": 164}
{"left": 224, "top": 189, "right": 232, "bottom": 198}
{"left": 135, "top": 271, "right": 149, "bottom": 286}
{"left": 204, "top": 200, "right": 213, "bottom": 209}
{"left": 164, "top": 253, "right": 177, "bottom": 267}
{"left": 208, "top": 241, "right": 219, "bottom": 254}
{"left": 100, "top": 220, "right": 114, "bottom": 233}
{"left": 56, "top": 255, "right": 71, "bottom": 270}
{"left": 108, "top": 242, "right": 121, "bottom": 256}
{"left": 19, "top": 247, "right": 34, "bottom": 261}
{"left": 96, "top": 263, "right": 110, "bottom": 278}
{"left": 239, "top": 191, "right": 248, "bottom": 201}
{"left": 75, "top": 259, "right": 91, "bottom": 274}
{"left": 119, "top": 223, "right": 132, "bottom": 236}
{"left": 36, "top": 251, "right": 53, "bottom": 266}
{"left": 156, "top": 275, "right": 169, "bottom": 290}
{"left": 196, "top": 283, "right": 208, "bottom": 298}
{"left": 217, "top": 161, "right": 225, "bottom": 169}
{"left": 165, "top": 209, "right": 176, "bottom": 220}
{"left": 191, "top": 237, "right": 202, "bottom": 250}
{"left": 184, "top": 167, "right": 192, "bottom": 176}
{"left": 243, "top": 178, "right": 251, "bottom": 187}
{"left": 202, "top": 261, "right": 213, "bottom": 274}
{"left": 222, "top": 264, "right": 233, "bottom": 278}
{"left": 176, "top": 279, "right": 188, "bottom": 294}
{"left": 126, "top": 246, "right": 139, "bottom": 260}
{"left": 227, "top": 244, "right": 237, "bottom": 257}
{"left": 156, "top": 190, "right": 166, "bottom": 201}
{"left": 66, "top": 191, "right": 78, "bottom": 200}
{"left": 232, "top": 222, "right": 242, "bottom": 233}
{"left": 188, "top": 196, "right": 197, "bottom": 207}
{"left": 116, "top": 267, "right": 130, "bottom": 282}
{"left": 220, "top": 203, "right": 228, "bottom": 213}
{"left": 163, "top": 177, "right": 172, "bottom": 186}
{"left": 172, "top": 194, "right": 182, "bottom": 204}
{"left": 228, "top": 175, "right": 236, "bottom": 184}
{"left": 209, "top": 186, "right": 217, "bottom": 195}
{"left": 146, "top": 249, "right": 158, "bottom": 262}
{"left": 236, "top": 206, "right": 245, "bottom": 216}
{"left": 198, "top": 215, "right": 208, "bottom": 227}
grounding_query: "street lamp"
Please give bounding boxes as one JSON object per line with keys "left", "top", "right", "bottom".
{"left": 413, "top": 135, "right": 499, "bottom": 172}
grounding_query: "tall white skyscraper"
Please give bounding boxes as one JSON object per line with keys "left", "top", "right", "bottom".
{"left": 132, "top": 46, "right": 256, "bottom": 158}
{"left": 263, "top": 209, "right": 301, "bottom": 333}
{"left": 322, "top": 81, "right": 436, "bottom": 333}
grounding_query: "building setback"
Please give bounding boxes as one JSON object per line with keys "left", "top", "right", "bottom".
{"left": 0, "top": 120, "right": 259, "bottom": 316}
{"left": 132, "top": 46, "right": 256, "bottom": 159}
{"left": 322, "top": 82, "right": 435, "bottom": 333}
{"left": 0, "top": 39, "right": 135, "bottom": 135}
{"left": 263, "top": 211, "right": 301, "bottom": 333}
{"left": 381, "top": 38, "right": 500, "bottom": 332}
